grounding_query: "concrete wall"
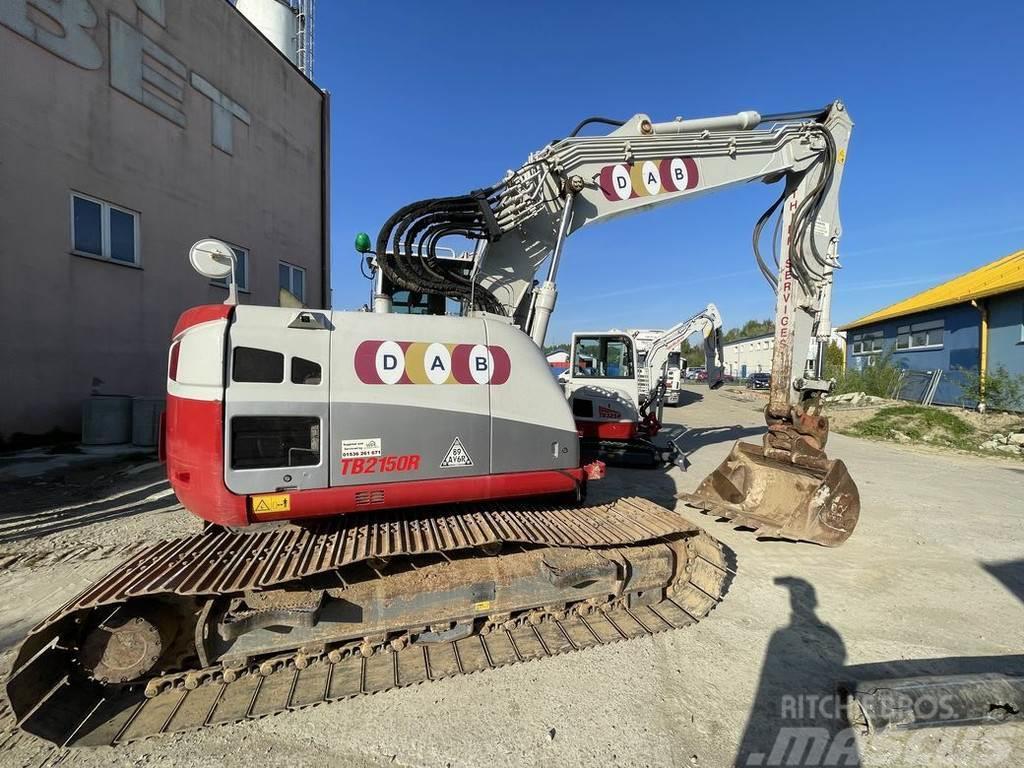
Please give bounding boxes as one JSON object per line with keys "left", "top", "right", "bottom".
{"left": 0, "top": 0, "right": 327, "bottom": 437}
{"left": 845, "top": 303, "right": 981, "bottom": 406}
{"left": 987, "top": 288, "right": 1024, "bottom": 377}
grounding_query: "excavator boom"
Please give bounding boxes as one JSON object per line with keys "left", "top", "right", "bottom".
{"left": 373, "top": 101, "right": 860, "bottom": 545}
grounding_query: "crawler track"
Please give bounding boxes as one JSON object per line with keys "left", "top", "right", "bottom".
{"left": 8, "top": 497, "right": 731, "bottom": 747}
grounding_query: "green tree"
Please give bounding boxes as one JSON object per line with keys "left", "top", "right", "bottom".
{"left": 679, "top": 340, "right": 705, "bottom": 367}
{"left": 832, "top": 351, "right": 903, "bottom": 398}
{"left": 723, "top": 319, "right": 775, "bottom": 343}
{"left": 543, "top": 343, "right": 569, "bottom": 355}
{"left": 823, "top": 341, "right": 845, "bottom": 379}
{"left": 958, "top": 365, "right": 1024, "bottom": 411}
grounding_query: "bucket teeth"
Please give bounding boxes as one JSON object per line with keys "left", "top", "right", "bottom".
{"left": 680, "top": 440, "right": 860, "bottom": 547}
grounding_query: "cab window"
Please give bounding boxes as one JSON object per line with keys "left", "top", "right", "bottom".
{"left": 573, "top": 336, "right": 634, "bottom": 379}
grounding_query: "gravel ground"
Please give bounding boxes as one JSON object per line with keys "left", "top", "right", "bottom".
{"left": 1, "top": 388, "right": 1022, "bottom": 767}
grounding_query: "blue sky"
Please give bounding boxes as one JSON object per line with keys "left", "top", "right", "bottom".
{"left": 318, "top": 1, "right": 1023, "bottom": 342}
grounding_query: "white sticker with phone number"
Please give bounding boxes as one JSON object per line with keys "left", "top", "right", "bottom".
{"left": 341, "top": 437, "right": 382, "bottom": 458}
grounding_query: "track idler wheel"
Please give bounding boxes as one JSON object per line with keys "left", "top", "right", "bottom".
{"left": 80, "top": 609, "right": 169, "bottom": 684}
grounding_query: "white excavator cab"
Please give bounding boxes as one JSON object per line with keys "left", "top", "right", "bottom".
{"left": 564, "top": 332, "right": 642, "bottom": 438}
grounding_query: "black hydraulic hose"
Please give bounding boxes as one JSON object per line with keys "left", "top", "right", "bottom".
{"left": 785, "top": 126, "right": 835, "bottom": 291}
{"left": 375, "top": 183, "right": 514, "bottom": 316}
{"left": 771, "top": 201, "right": 784, "bottom": 270}
{"left": 568, "top": 116, "right": 626, "bottom": 137}
{"left": 790, "top": 128, "right": 836, "bottom": 288}
{"left": 758, "top": 105, "right": 832, "bottom": 124}
{"left": 752, "top": 189, "right": 784, "bottom": 290}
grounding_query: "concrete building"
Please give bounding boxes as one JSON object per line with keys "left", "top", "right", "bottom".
{"left": 722, "top": 329, "right": 845, "bottom": 380}
{"left": 840, "top": 250, "right": 1024, "bottom": 407}
{"left": 0, "top": 0, "right": 329, "bottom": 439}
{"left": 723, "top": 333, "right": 774, "bottom": 379}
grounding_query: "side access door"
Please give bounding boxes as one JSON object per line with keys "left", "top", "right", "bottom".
{"left": 223, "top": 306, "right": 332, "bottom": 495}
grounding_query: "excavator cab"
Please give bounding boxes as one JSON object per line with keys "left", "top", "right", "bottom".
{"left": 565, "top": 333, "right": 641, "bottom": 434}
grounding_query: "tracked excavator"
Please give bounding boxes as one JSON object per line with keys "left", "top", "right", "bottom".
{"left": 7, "top": 101, "right": 860, "bottom": 747}
{"left": 564, "top": 304, "right": 725, "bottom": 467}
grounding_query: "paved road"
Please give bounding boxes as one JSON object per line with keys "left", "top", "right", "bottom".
{"left": 1, "top": 388, "right": 1021, "bottom": 766}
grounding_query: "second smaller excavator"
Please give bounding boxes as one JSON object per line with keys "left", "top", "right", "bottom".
{"left": 563, "top": 304, "right": 725, "bottom": 467}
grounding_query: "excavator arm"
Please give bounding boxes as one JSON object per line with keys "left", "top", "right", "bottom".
{"left": 372, "top": 101, "right": 860, "bottom": 546}
{"left": 641, "top": 303, "right": 725, "bottom": 392}
{"left": 374, "top": 102, "right": 850, "bottom": 416}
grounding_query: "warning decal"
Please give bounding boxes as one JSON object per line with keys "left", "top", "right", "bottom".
{"left": 252, "top": 493, "right": 290, "bottom": 515}
{"left": 440, "top": 437, "right": 474, "bottom": 468}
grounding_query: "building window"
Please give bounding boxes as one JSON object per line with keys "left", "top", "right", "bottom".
{"left": 70, "top": 192, "right": 139, "bottom": 265}
{"left": 279, "top": 262, "right": 306, "bottom": 305}
{"left": 212, "top": 244, "right": 249, "bottom": 292}
{"left": 851, "top": 330, "right": 884, "bottom": 355}
{"left": 895, "top": 319, "right": 943, "bottom": 351}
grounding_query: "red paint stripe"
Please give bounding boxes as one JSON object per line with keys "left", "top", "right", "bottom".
{"left": 490, "top": 345, "right": 511, "bottom": 385}
{"left": 172, "top": 304, "right": 232, "bottom": 338}
{"left": 576, "top": 421, "right": 637, "bottom": 440}
{"left": 451, "top": 344, "right": 474, "bottom": 384}
{"left": 683, "top": 157, "right": 699, "bottom": 190}
{"left": 659, "top": 158, "right": 678, "bottom": 192}
{"left": 599, "top": 165, "right": 617, "bottom": 201}
{"left": 354, "top": 340, "right": 384, "bottom": 384}
{"left": 166, "top": 395, "right": 248, "bottom": 527}
{"left": 248, "top": 468, "right": 585, "bottom": 524}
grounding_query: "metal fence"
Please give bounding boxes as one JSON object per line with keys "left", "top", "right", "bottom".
{"left": 892, "top": 369, "right": 942, "bottom": 405}
{"left": 892, "top": 367, "right": 980, "bottom": 409}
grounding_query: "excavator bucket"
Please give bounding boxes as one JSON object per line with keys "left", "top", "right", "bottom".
{"left": 679, "top": 440, "right": 860, "bottom": 547}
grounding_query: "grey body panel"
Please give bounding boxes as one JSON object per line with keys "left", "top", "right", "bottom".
{"left": 221, "top": 307, "right": 580, "bottom": 495}
{"left": 328, "top": 403, "right": 490, "bottom": 486}
{"left": 492, "top": 417, "right": 579, "bottom": 474}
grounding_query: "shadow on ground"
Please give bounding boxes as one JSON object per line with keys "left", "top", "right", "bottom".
{"left": 664, "top": 388, "right": 704, "bottom": 407}
{"left": 0, "top": 479, "right": 180, "bottom": 544}
{"left": 737, "top": 577, "right": 861, "bottom": 767}
{"left": 671, "top": 424, "right": 765, "bottom": 456}
{"left": 982, "top": 558, "right": 1024, "bottom": 606}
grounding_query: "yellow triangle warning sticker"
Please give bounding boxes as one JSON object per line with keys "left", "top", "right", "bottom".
{"left": 251, "top": 493, "right": 290, "bottom": 515}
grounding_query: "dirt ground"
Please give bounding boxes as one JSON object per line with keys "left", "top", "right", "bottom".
{"left": 1, "top": 388, "right": 1022, "bottom": 767}
{"left": 822, "top": 399, "right": 1024, "bottom": 439}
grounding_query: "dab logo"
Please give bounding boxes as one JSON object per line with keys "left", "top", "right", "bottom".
{"left": 599, "top": 157, "right": 699, "bottom": 202}
{"left": 355, "top": 340, "right": 511, "bottom": 385}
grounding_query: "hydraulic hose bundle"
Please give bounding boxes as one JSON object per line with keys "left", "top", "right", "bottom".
{"left": 373, "top": 187, "right": 509, "bottom": 314}
{"left": 752, "top": 122, "right": 838, "bottom": 296}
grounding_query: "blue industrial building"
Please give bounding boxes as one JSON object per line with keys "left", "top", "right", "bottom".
{"left": 840, "top": 251, "right": 1024, "bottom": 408}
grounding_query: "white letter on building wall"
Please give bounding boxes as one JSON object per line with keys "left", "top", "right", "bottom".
{"left": 0, "top": 0, "right": 103, "bottom": 70}
{"left": 109, "top": 14, "right": 187, "bottom": 127}
{"left": 190, "top": 73, "right": 251, "bottom": 155}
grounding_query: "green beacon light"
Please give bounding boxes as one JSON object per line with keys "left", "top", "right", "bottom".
{"left": 354, "top": 232, "right": 371, "bottom": 254}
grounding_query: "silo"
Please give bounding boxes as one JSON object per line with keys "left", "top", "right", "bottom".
{"left": 235, "top": 0, "right": 298, "bottom": 66}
